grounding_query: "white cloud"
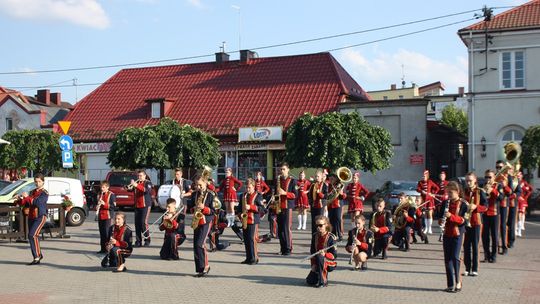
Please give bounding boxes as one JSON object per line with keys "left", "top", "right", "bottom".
{"left": 339, "top": 48, "right": 468, "bottom": 92}
{"left": 15, "top": 67, "right": 37, "bottom": 76}
{"left": 0, "top": 0, "right": 110, "bottom": 29}
{"left": 186, "top": 0, "right": 204, "bottom": 9}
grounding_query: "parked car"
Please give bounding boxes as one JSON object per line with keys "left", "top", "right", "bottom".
{"left": 450, "top": 176, "right": 486, "bottom": 191}
{"left": 0, "top": 177, "right": 88, "bottom": 226}
{"left": 105, "top": 171, "right": 158, "bottom": 209}
{"left": 528, "top": 187, "right": 540, "bottom": 215}
{"left": 0, "top": 180, "right": 12, "bottom": 191}
{"left": 370, "top": 180, "right": 419, "bottom": 210}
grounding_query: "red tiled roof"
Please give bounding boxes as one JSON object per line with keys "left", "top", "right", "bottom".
{"left": 65, "top": 52, "right": 370, "bottom": 142}
{"left": 459, "top": 0, "right": 540, "bottom": 32}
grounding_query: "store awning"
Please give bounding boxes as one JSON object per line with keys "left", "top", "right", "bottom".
{"left": 0, "top": 138, "right": 11, "bottom": 145}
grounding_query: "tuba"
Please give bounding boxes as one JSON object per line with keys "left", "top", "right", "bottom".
{"left": 393, "top": 197, "right": 411, "bottom": 230}
{"left": 327, "top": 167, "right": 352, "bottom": 204}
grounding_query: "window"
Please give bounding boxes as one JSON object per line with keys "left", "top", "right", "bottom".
{"left": 383, "top": 96, "right": 388, "bottom": 100}
{"left": 5, "top": 118, "right": 12, "bottom": 131}
{"left": 502, "top": 129, "right": 523, "bottom": 142}
{"left": 151, "top": 102, "right": 161, "bottom": 118}
{"left": 501, "top": 51, "right": 525, "bottom": 89}
{"left": 48, "top": 181, "right": 70, "bottom": 196}
{"left": 398, "top": 95, "right": 404, "bottom": 99}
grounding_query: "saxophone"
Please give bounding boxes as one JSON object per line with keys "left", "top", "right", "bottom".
{"left": 191, "top": 191, "right": 206, "bottom": 229}
{"left": 464, "top": 188, "right": 480, "bottom": 228}
{"left": 241, "top": 193, "right": 249, "bottom": 229}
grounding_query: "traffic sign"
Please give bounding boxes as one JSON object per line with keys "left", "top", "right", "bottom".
{"left": 58, "top": 121, "right": 71, "bottom": 134}
{"left": 59, "top": 135, "right": 73, "bottom": 151}
{"left": 62, "top": 150, "right": 74, "bottom": 168}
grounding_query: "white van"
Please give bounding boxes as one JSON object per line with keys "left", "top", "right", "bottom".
{"left": 0, "top": 177, "right": 88, "bottom": 226}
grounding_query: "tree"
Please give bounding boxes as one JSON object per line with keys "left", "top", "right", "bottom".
{"left": 521, "top": 125, "right": 540, "bottom": 170}
{"left": 107, "top": 118, "right": 220, "bottom": 170}
{"left": 285, "top": 112, "right": 393, "bottom": 172}
{"left": 0, "top": 130, "right": 74, "bottom": 175}
{"left": 441, "top": 104, "right": 468, "bottom": 136}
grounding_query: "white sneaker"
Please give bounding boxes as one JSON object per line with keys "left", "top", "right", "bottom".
{"left": 297, "top": 225, "right": 302, "bottom": 230}
{"left": 470, "top": 272, "right": 478, "bottom": 277}
{"left": 464, "top": 271, "right": 469, "bottom": 276}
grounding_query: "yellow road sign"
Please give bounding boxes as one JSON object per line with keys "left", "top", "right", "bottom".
{"left": 58, "top": 121, "right": 71, "bottom": 134}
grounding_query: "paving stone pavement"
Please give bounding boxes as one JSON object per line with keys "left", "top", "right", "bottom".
{"left": 0, "top": 209, "right": 539, "bottom": 304}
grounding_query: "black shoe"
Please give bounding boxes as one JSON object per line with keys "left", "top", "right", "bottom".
{"left": 113, "top": 267, "right": 127, "bottom": 273}
{"left": 282, "top": 252, "right": 291, "bottom": 256}
{"left": 360, "top": 263, "right": 367, "bottom": 271}
{"left": 444, "top": 287, "right": 455, "bottom": 293}
{"left": 502, "top": 248, "right": 508, "bottom": 255}
{"left": 424, "top": 237, "right": 429, "bottom": 244}
{"left": 489, "top": 258, "right": 495, "bottom": 263}
{"left": 412, "top": 237, "right": 418, "bottom": 244}
{"left": 248, "top": 259, "right": 259, "bottom": 265}
{"left": 240, "top": 260, "right": 249, "bottom": 264}
{"left": 143, "top": 241, "right": 151, "bottom": 247}
{"left": 26, "top": 259, "right": 40, "bottom": 266}
{"left": 101, "top": 257, "right": 109, "bottom": 268}
{"left": 382, "top": 251, "right": 387, "bottom": 260}
{"left": 134, "top": 242, "right": 142, "bottom": 248}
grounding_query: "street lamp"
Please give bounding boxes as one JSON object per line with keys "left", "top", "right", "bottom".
{"left": 413, "top": 136, "right": 419, "bottom": 152}
{"left": 481, "top": 136, "right": 487, "bottom": 158}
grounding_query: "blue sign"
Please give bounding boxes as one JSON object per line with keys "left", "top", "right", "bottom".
{"left": 62, "top": 150, "right": 74, "bottom": 168}
{"left": 59, "top": 135, "right": 73, "bottom": 151}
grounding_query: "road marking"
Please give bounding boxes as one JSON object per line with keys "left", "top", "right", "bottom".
{"left": 524, "top": 221, "right": 540, "bottom": 227}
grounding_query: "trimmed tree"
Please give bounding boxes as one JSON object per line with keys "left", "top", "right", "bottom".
{"left": 441, "top": 104, "right": 468, "bottom": 136}
{"left": 0, "top": 130, "right": 73, "bottom": 175}
{"left": 285, "top": 112, "right": 393, "bottom": 172}
{"left": 521, "top": 125, "right": 540, "bottom": 170}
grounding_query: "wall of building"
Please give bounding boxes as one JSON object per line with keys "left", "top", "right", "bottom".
{"left": 0, "top": 98, "right": 41, "bottom": 136}
{"left": 339, "top": 100, "right": 427, "bottom": 191}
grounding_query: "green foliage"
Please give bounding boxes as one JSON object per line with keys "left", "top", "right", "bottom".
{"left": 285, "top": 112, "right": 393, "bottom": 172}
{"left": 521, "top": 125, "right": 540, "bottom": 170}
{"left": 441, "top": 104, "right": 468, "bottom": 136}
{"left": 108, "top": 118, "right": 220, "bottom": 170}
{"left": 0, "top": 129, "right": 76, "bottom": 175}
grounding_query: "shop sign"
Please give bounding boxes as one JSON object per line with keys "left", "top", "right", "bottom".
{"left": 238, "top": 127, "right": 282, "bottom": 142}
{"left": 409, "top": 154, "right": 424, "bottom": 165}
{"left": 74, "top": 142, "right": 112, "bottom": 153}
{"left": 219, "top": 143, "right": 286, "bottom": 152}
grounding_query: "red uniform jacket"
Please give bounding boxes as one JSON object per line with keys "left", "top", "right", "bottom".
{"left": 239, "top": 192, "right": 262, "bottom": 225}
{"left": 370, "top": 210, "right": 392, "bottom": 239}
{"left": 98, "top": 191, "right": 115, "bottom": 221}
{"left": 440, "top": 199, "right": 467, "bottom": 238}
{"left": 310, "top": 232, "right": 337, "bottom": 267}
{"left": 417, "top": 179, "right": 440, "bottom": 204}
{"left": 255, "top": 179, "right": 270, "bottom": 196}
{"left": 464, "top": 187, "right": 488, "bottom": 227}
{"left": 217, "top": 176, "right": 243, "bottom": 203}
{"left": 346, "top": 182, "right": 369, "bottom": 210}
{"left": 18, "top": 188, "right": 48, "bottom": 220}
{"left": 327, "top": 183, "right": 346, "bottom": 209}
{"left": 485, "top": 185, "right": 502, "bottom": 217}
{"left": 159, "top": 213, "right": 179, "bottom": 234}
{"left": 295, "top": 179, "right": 311, "bottom": 207}
{"left": 278, "top": 176, "right": 296, "bottom": 209}
{"left": 437, "top": 180, "right": 449, "bottom": 201}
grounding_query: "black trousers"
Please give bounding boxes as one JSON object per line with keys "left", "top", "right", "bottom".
{"left": 28, "top": 216, "right": 46, "bottom": 259}
{"left": 328, "top": 207, "right": 342, "bottom": 239}
{"left": 463, "top": 225, "right": 481, "bottom": 272}
{"left": 499, "top": 206, "right": 508, "bottom": 249}
{"left": 268, "top": 210, "right": 277, "bottom": 237}
{"left": 193, "top": 223, "right": 211, "bottom": 273}
{"left": 311, "top": 207, "right": 323, "bottom": 234}
{"left": 306, "top": 254, "right": 336, "bottom": 286}
{"left": 507, "top": 206, "right": 517, "bottom": 247}
{"left": 160, "top": 232, "right": 180, "bottom": 260}
{"left": 106, "top": 246, "right": 131, "bottom": 267}
{"left": 482, "top": 214, "right": 498, "bottom": 261}
{"left": 277, "top": 208, "right": 293, "bottom": 254}
{"left": 443, "top": 234, "right": 464, "bottom": 288}
{"left": 134, "top": 207, "right": 151, "bottom": 245}
{"left": 392, "top": 227, "right": 411, "bottom": 249}
{"left": 243, "top": 224, "right": 258, "bottom": 262}
{"left": 98, "top": 219, "right": 111, "bottom": 251}
{"left": 373, "top": 236, "right": 390, "bottom": 257}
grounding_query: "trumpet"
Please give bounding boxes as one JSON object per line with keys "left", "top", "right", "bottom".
{"left": 124, "top": 179, "right": 142, "bottom": 191}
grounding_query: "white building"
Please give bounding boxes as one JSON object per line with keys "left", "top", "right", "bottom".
{"left": 458, "top": 1, "right": 540, "bottom": 186}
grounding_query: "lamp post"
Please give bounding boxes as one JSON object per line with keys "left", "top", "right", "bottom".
{"left": 413, "top": 136, "right": 419, "bottom": 152}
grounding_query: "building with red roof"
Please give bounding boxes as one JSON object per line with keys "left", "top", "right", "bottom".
{"left": 65, "top": 51, "right": 370, "bottom": 182}
{"left": 458, "top": 0, "right": 540, "bottom": 186}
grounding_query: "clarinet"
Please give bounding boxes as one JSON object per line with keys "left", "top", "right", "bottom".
{"left": 438, "top": 200, "right": 450, "bottom": 242}
{"left": 349, "top": 227, "right": 359, "bottom": 265}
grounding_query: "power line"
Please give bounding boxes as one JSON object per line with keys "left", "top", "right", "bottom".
{"left": 0, "top": 8, "right": 484, "bottom": 76}
{"left": 8, "top": 17, "right": 479, "bottom": 90}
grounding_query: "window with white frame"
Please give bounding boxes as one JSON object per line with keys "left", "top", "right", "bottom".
{"left": 501, "top": 51, "right": 525, "bottom": 89}
{"left": 151, "top": 102, "right": 161, "bottom": 118}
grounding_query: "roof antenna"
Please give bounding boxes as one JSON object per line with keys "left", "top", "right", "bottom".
{"left": 220, "top": 41, "right": 226, "bottom": 53}
{"left": 401, "top": 64, "right": 406, "bottom": 88}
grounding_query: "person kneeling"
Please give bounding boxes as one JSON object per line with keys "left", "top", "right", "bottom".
{"left": 159, "top": 198, "right": 186, "bottom": 260}
{"left": 346, "top": 215, "right": 373, "bottom": 270}
{"left": 101, "top": 212, "right": 133, "bottom": 272}
{"left": 306, "top": 216, "right": 337, "bottom": 288}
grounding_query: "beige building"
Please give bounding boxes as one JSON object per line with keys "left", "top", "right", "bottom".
{"left": 458, "top": 2, "right": 540, "bottom": 186}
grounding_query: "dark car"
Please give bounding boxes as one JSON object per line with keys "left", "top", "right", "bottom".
{"left": 371, "top": 181, "right": 420, "bottom": 210}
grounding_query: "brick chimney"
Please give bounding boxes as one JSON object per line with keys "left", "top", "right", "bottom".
{"left": 240, "top": 50, "right": 257, "bottom": 64}
{"left": 390, "top": 84, "right": 397, "bottom": 90}
{"left": 37, "top": 89, "right": 50, "bottom": 105}
{"left": 215, "top": 52, "right": 230, "bottom": 64}
{"left": 50, "top": 92, "right": 62, "bottom": 106}
{"left": 458, "top": 87, "right": 465, "bottom": 96}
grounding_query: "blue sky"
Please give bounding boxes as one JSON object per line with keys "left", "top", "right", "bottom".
{"left": 0, "top": 0, "right": 528, "bottom": 103}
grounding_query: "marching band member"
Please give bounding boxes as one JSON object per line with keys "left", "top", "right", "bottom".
{"left": 391, "top": 194, "right": 415, "bottom": 251}
{"left": 127, "top": 170, "right": 153, "bottom": 247}
{"left": 495, "top": 160, "right": 512, "bottom": 255}
{"left": 306, "top": 215, "right": 337, "bottom": 288}
{"left": 437, "top": 171, "right": 449, "bottom": 205}
{"left": 295, "top": 170, "right": 311, "bottom": 230}
{"left": 267, "top": 196, "right": 278, "bottom": 239}
{"left": 255, "top": 171, "right": 271, "bottom": 198}
{"left": 188, "top": 173, "right": 216, "bottom": 277}
{"left": 308, "top": 170, "right": 328, "bottom": 233}
{"left": 217, "top": 168, "right": 242, "bottom": 228}
{"left": 327, "top": 173, "right": 346, "bottom": 242}
{"left": 417, "top": 170, "right": 440, "bottom": 234}
{"left": 439, "top": 181, "right": 468, "bottom": 293}
{"left": 173, "top": 168, "right": 193, "bottom": 207}
{"left": 276, "top": 163, "right": 297, "bottom": 255}
{"left": 517, "top": 171, "right": 531, "bottom": 236}
{"left": 159, "top": 199, "right": 185, "bottom": 260}
{"left": 346, "top": 173, "right": 369, "bottom": 224}
{"left": 208, "top": 209, "right": 244, "bottom": 251}
{"left": 16, "top": 173, "right": 48, "bottom": 265}
{"left": 346, "top": 215, "right": 373, "bottom": 270}
{"left": 237, "top": 178, "right": 263, "bottom": 264}
{"left": 370, "top": 198, "right": 392, "bottom": 259}
{"left": 412, "top": 196, "right": 428, "bottom": 244}
{"left": 506, "top": 166, "right": 521, "bottom": 249}
{"left": 463, "top": 172, "right": 487, "bottom": 277}
{"left": 101, "top": 212, "right": 133, "bottom": 272}
{"left": 97, "top": 181, "right": 116, "bottom": 254}
{"left": 481, "top": 170, "right": 502, "bottom": 263}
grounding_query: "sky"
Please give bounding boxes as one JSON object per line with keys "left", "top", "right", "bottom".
{"left": 0, "top": 0, "right": 530, "bottom": 104}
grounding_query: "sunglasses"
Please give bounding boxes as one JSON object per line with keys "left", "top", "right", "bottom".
{"left": 316, "top": 224, "right": 325, "bottom": 228}
{"left": 484, "top": 176, "right": 492, "bottom": 179}
{"left": 496, "top": 166, "right": 503, "bottom": 170}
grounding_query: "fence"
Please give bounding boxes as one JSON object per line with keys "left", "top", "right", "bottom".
{"left": 0, "top": 204, "right": 69, "bottom": 242}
